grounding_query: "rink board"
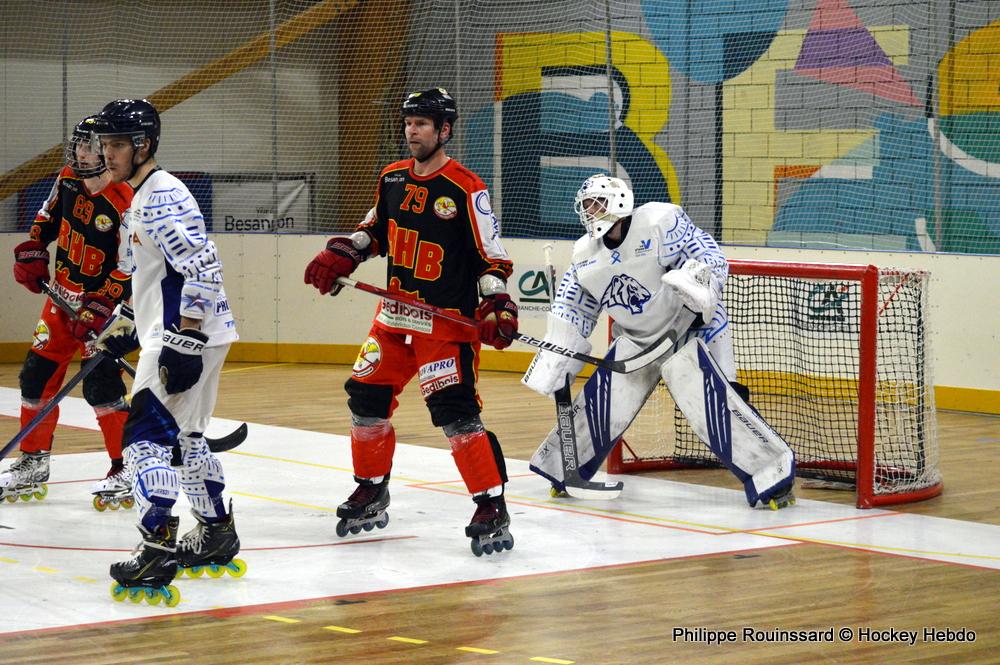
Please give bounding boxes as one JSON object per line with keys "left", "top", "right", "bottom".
{"left": 1, "top": 387, "right": 999, "bottom": 636}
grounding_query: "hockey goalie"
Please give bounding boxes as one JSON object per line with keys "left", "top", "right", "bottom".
{"left": 522, "top": 174, "right": 796, "bottom": 509}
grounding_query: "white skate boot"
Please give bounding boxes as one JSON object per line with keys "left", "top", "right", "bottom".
{"left": 91, "top": 464, "right": 134, "bottom": 511}
{"left": 0, "top": 451, "right": 51, "bottom": 503}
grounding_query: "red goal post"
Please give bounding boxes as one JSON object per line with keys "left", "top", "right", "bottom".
{"left": 607, "top": 260, "right": 942, "bottom": 508}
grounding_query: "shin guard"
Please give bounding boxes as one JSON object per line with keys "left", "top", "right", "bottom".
{"left": 351, "top": 418, "right": 395, "bottom": 480}
{"left": 18, "top": 402, "right": 58, "bottom": 453}
{"left": 449, "top": 430, "right": 504, "bottom": 495}
{"left": 96, "top": 407, "right": 128, "bottom": 459}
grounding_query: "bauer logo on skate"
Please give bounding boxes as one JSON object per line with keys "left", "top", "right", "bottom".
{"left": 352, "top": 337, "right": 382, "bottom": 377}
{"left": 377, "top": 299, "right": 434, "bottom": 334}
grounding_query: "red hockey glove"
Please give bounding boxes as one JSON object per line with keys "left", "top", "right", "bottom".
{"left": 71, "top": 294, "right": 115, "bottom": 343}
{"left": 13, "top": 240, "right": 50, "bottom": 294}
{"left": 304, "top": 237, "right": 364, "bottom": 295}
{"left": 476, "top": 293, "right": 519, "bottom": 350}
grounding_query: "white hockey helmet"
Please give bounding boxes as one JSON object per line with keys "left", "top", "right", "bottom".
{"left": 574, "top": 174, "right": 634, "bottom": 239}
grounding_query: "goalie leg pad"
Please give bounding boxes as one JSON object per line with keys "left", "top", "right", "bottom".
{"left": 529, "top": 337, "right": 662, "bottom": 487}
{"left": 177, "top": 434, "right": 227, "bottom": 519}
{"left": 662, "top": 338, "right": 796, "bottom": 507}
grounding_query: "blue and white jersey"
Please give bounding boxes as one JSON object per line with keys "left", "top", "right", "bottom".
{"left": 119, "top": 169, "right": 237, "bottom": 349}
{"left": 552, "top": 202, "right": 728, "bottom": 346}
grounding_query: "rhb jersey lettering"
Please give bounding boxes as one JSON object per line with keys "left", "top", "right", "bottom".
{"left": 31, "top": 166, "right": 133, "bottom": 307}
{"left": 361, "top": 158, "right": 512, "bottom": 340}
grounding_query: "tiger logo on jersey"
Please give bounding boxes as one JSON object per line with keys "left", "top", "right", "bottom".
{"left": 352, "top": 336, "right": 382, "bottom": 378}
{"left": 601, "top": 275, "right": 651, "bottom": 315}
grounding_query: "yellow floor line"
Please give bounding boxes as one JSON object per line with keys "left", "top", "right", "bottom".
{"left": 33, "top": 566, "right": 58, "bottom": 574}
{"left": 324, "top": 625, "right": 361, "bottom": 634}
{"left": 0, "top": 557, "right": 18, "bottom": 564}
{"left": 457, "top": 646, "right": 499, "bottom": 654}
{"left": 229, "top": 490, "right": 338, "bottom": 513}
{"left": 530, "top": 657, "right": 575, "bottom": 664}
{"left": 388, "top": 636, "right": 428, "bottom": 645}
{"left": 263, "top": 615, "right": 301, "bottom": 624}
{"left": 221, "top": 363, "right": 291, "bottom": 375}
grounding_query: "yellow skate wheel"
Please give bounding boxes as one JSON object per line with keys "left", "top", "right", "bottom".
{"left": 19, "top": 492, "right": 31, "bottom": 502}
{"left": 187, "top": 566, "right": 205, "bottom": 578}
{"left": 128, "top": 588, "right": 144, "bottom": 604}
{"left": 206, "top": 565, "right": 225, "bottom": 579}
{"left": 33, "top": 484, "right": 48, "bottom": 500}
{"left": 163, "top": 585, "right": 181, "bottom": 607}
{"left": 121, "top": 497, "right": 135, "bottom": 510}
{"left": 228, "top": 559, "right": 248, "bottom": 578}
{"left": 108, "top": 500, "right": 120, "bottom": 511}
{"left": 110, "top": 582, "right": 128, "bottom": 602}
{"left": 5, "top": 495, "right": 16, "bottom": 503}
{"left": 93, "top": 496, "right": 107, "bottom": 511}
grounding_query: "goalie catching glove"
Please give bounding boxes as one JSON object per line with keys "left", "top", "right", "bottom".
{"left": 13, "top": 240, "right": 50, "bottom": 294}
{"left": 95, "top": 303, "right": 139, "bottom": 359}
{"left": 661, "top": 259, "right": 722, "bottom": 324}
{"left": 158, "top": 326, "right": 209, "bottom": 394}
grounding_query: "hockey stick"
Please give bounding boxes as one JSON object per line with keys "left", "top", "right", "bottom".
{"left": 38, "top": 282, "right": 249, "bottom": 455}
{"left": 335, "top": 277, "right": 676, "bottom": 374}
{"left": 0, "top": 356, "right": 105, "bottom": 463}
{"left": 542, "top": 243, "right": 558, "bottom": 307}
{"left": 553, "top": 374, "right": 623, "bottom": 499}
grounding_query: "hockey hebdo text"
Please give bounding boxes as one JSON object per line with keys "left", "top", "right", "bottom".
{"left": 671, "top": 626, "right": 976, "bottom": 646}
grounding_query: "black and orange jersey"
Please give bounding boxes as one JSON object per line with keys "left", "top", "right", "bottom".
{"left": 30, "top": 166, "right": 133, "bottom": 306}
{"left": 359, "top": 157, "right": 513, "bottom": 341}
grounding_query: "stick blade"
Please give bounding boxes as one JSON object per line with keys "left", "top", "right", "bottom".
{"left": 563, "top": 476, "right": 624, "bottom": 501}
{"left": 206, "top": 423, "right": 249, "bottom": 453}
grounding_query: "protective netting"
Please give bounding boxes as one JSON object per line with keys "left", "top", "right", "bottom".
{"left": 617, "top": 262, "right": 941, "bottom": 506}
{"left": 2, "top": 1, "right": 997, "bottom": 252}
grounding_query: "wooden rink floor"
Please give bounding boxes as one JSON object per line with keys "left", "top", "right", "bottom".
{"left": 0, "top": 360, "right": 998, "bottom": 664}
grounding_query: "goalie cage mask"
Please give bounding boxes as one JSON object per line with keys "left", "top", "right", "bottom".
{"left": 574, "top": 174, "right": 634, "bottom": 239}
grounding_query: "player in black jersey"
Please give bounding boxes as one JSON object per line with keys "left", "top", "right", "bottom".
{"left": 306, "top": 88, "right": 518, "bottom": 555}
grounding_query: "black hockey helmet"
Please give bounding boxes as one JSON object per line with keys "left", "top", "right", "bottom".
{"left": 93, "top": 98, "right": 161, "bottom": 156}
{"left": 401, "top": 87, "right": 458, "bottom": 130}
{"left": 65, "top": 115, "right": 106, "bottom": 178}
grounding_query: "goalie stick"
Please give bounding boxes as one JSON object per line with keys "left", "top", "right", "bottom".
{"left": 553, "top": 374, "right": 623, "bottom": 499}
{"left": 37, "top": 281, "right": 249, "bottom": 455}
{"left": 335, "top": 277, "right": 677, "bottom": 374}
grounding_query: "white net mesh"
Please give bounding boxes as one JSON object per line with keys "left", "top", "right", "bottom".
{"left": 2, "top": 1, "right": 997, "bottom": 252}
{"left": 618, "top": 262, "right": 941, "bottom": 504}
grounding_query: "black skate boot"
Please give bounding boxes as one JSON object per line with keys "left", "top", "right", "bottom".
{"left": 0, "top": 451, "right": 50, "bottom": 503}
{"left": 110, "top": 516, "right": 181, "bottom": 607}
{"left": 465, "top": 494, "right": 514, "bottom": 557}
{"left": 335, "top": 475, "right": 390, "bottom": 537}
{"left": 176, "top": 502, "right": 247, "bottom": 579}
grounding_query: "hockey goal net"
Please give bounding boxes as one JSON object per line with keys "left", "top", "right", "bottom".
{"left": 608, "top": 261, "right": 941, "bottom": 508}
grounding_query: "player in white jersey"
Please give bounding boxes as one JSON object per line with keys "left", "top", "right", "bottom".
{"left": 93, "top": 99, "right": 245, "bottom": 606}
{"left": 522, "top": 174, "right": 796, "bottom": 509}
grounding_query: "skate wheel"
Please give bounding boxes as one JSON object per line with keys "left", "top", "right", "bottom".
{"left": 121, "top": 497, "right": 135, "bottom": 510}
{"left": 187, "top": 566, "right": 205, "bottom": 578}
{"left": 550, "top": 486, "right": 568, "bottom": 498}
{"left": 349, "top": 525, "right": 362, "bottom": 535}
{"left": 471, "top": 539, "right": 484, "bottom": 557}
{"left": 19, "top": 492, "right": 31, "bottom": 502}
{"left": 144, "top": 587, "right": 162, "bottom": 605}
{"left": 482, "top": 543, "right": 494, "bottom": 555}
{"left": 228, "top": 559, "right": 248, "bottom": 578}
{"left": 128, "top": 588, "right": 144, "bottom": 604}
{"left": 5, "top": 495, "right": 16, "bottom": 503}
{"left": 33, "top": 484, "right": 48, "bottom": 500}
{"left": 110, "top": 582, "right": 128, "bottom": 602}
{"left": 335, "top": 520, "right": 349, "bottom": 538}
{"left": 504, "top": 534, "right": 515, "bottom": 551}
{"left": 93, "top": 495, "right": 107, "bottom": 511}
{"left": 163, "top": 585, "right": 181, "bottom": 607}
{"left": 376, "top": 513, "right": 389, "bottom": 529}
{"left": 108, "top": 499, "right": 120, "bottom": 511}
{"left": 206, "top": 565, "right": 225, "bottom": 579}
{"left": 362, "top": 522, "right": 374, "bottom": 532}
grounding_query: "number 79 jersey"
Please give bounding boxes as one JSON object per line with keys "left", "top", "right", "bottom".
{"left": 358, "top": 157, "right": 513, "bottom": 341}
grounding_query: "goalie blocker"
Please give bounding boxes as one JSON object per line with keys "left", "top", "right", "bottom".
{"left": 530, "top": 337, "right": 795, "bottom": 508}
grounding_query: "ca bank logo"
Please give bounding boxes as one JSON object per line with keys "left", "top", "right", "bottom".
{"left": 806, "top": 283, "right": 850, "bottom": 324}
{"left": 518, "top": 270, "right": 553, "bottom": 304}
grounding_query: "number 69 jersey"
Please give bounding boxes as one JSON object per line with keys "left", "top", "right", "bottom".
{"left": 119, "top": 169, "right": 237, "bottom": 348}
{"left": 554, "top": 202, "right": 729, "bottom": 347}
{"left": 358, "top": 157, "right": 513, "bottom": 342}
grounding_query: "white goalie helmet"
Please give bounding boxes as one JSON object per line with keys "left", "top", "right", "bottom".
{"left": 573, "top": 174, "right": 634, "bottom": 239}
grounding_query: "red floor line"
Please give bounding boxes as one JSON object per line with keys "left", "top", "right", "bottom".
{"left": 724, "top": 509, "right": 906, "bottom": 534}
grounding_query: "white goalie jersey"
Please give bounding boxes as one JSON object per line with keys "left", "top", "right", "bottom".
{"left": 555, "top": 201, "right": 729, "bottom": 350}
{"left": 119, "top": 169, "right": 238, "bottom": 349}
